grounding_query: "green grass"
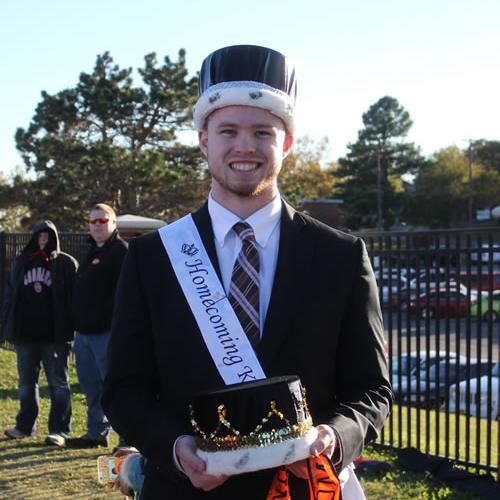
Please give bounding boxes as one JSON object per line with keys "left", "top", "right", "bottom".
{"left": 0, "top": 347, "right": 485, "bottom": 499}
{"left": 0, "top": 347, "right": 121, "bottom": 499}
{"left": 381, "top": 405, "right": 498, "bottom": 470}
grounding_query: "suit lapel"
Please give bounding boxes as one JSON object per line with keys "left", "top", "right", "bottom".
{"left": 258, "top": 201, "right": 312, "bottom": 369}
{"left": 192, "top": 202, "right": 223, "bottom": 283}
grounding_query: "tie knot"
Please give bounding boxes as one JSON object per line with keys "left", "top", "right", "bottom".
{"left": 233, "top": 222, "right": 256, "bottom": 243}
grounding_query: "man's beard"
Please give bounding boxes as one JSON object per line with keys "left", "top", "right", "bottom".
{"left": 210, "top": 171, "right": 275, "bottom": 198}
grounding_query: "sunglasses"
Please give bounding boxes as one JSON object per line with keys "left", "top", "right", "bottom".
{"left": 89, "top": 217, "right": 110, "bottom": 225}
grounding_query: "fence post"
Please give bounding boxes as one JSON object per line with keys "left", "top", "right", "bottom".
{"left": 0, "top": 229, "right": 6, "bottom": 339}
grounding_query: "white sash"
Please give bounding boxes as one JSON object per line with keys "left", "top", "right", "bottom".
{"left": 158, "top": 214, "right": 266, "bottom": 384}
{"left": 159, "top": 214, "right": 364, "bottom": 499}
{"left": 339, "top": 463, "right": 366, "bottom": 500}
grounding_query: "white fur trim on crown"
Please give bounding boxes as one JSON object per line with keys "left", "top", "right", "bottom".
{"left": 193, "top": 81, "right": 295, "bottom": 134}
{"left": 196, "top": 426, "right": 318, "bottom": 476}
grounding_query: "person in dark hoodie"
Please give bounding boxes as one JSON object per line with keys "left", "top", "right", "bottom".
{"left": 1, "top": 221, "right": 78, "bottom": 447}
{"left": 67, "top": 203, "right": 128, "bottom": 448}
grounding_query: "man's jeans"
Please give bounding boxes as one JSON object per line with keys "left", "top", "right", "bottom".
{"left": 15, "top": 342, "right": 72, "bottom": 435}
{"left": 74, "top": 331, "right": 111, "bottom": 440}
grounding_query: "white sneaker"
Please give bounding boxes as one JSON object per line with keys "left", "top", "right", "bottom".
{"left": 4, "top": 427, "right": 33, "bottom": 439}
{"left": 45, "top": 433, "right": 67, "bottom": 447}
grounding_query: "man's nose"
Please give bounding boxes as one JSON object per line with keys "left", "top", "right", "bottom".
{"left": 234, "top": 132, "right": 256, "bottom": 153}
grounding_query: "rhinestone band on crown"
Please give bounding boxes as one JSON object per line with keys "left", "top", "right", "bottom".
{"left": 189, "top": 400, "right": 313, "bottom": 452}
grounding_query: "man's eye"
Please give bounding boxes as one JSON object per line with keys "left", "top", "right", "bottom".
{"left": 220, "top": 129, "right": 236, "bottom": 136}
{"left": 256, "top": 130, "right": 272, "bottom": 137}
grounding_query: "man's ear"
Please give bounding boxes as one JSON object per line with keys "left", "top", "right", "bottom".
{"left": 198, "top": 129, "right": 208, "bottom": 157}
{"left": 282, "top": 133, "right": 294, "bottom": 158}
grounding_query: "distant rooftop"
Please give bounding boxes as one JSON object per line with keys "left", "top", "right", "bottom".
{"left": 116, "top": 214, "right": 166, "bottom": 230}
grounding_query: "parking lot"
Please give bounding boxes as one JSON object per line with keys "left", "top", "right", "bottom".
{"left": 384, "top": 312, "right": 499, "bottom": 359}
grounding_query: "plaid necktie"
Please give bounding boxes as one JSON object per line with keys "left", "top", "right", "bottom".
{"left": 229, "top": 222, "right": 260, "bottom": 349}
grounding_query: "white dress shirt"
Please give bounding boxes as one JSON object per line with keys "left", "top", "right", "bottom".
{"left": 208, "top": 193, "right": 282, "bottom": 336}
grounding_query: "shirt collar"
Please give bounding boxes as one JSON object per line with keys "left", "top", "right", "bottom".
{"left": 208, "top": 193, "right": 282, "bottom": 248}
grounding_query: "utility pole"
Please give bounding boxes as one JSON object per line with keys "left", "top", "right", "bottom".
{"left": 377, "top": 146, "right": 383, "bottom": 230}
{"left": 468, "top": 140, "right": 474, "bottom": 223}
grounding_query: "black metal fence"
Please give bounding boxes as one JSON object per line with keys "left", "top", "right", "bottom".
{"left": 363, "top": 227, "right": 500, "bottom": 476}
{"left": 0, "top": 227, "right": 499, "bottom": 475}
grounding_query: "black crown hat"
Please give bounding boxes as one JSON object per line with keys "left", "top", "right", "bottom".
{"left": 188, "top": 375, "right": 318, "bottom": 476}
{"left": 193, "top": 45, "right": 297, "bottom": 133}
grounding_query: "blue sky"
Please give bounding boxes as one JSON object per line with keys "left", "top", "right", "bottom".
{"left": 1, "top": 0, "right": 499, "bottom": 176}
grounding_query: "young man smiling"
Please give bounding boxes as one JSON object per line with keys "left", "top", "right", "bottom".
{"left": 200, "top": 105, "right": 294, "bottom": 215}
{"left": 103, "top": 45, "right": 391, "bottom": 499}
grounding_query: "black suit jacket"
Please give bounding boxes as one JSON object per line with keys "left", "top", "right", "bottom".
{"left": 102, "top": 201, "right": 392, "bottom": 499}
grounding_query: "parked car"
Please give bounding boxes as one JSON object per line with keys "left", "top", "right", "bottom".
{"left": 470, "top": 243, "right": 500, "bottom": 265}
{"left": 375, "top": 266, "right": 417, "bottom": 280}
{"left": 447, "top": 362, "right": 499, "bottom": 419}
{"left": 408, "top": 269, "right": 458, "bottom": 291}
{"left": 394, "top": 357, "right": 490, "bottom": 407}
{"left": 391, "top": 351, "right": 457, "bottom": 381}
{"left": 459, "top": 271, "right": 500, "bottom": 291}
{"left": 470, "top": 290, "right": 500, "bottom": 322}
{"left": 407, "top": 287, "right": 476, "bottom": 319}
{"left": 376, "top": 273, "right": 407, "bottom": 304}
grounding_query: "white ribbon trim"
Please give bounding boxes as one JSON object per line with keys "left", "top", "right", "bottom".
{"left": 193, "top": 80, "right": 295, "bottom": 133}
{"left": 197, "top": 427, "right": 319, "bottom": 476}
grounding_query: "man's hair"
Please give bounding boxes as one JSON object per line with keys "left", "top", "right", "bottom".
{"left": 91, "top": 203, "right": 116, "bottom": 219}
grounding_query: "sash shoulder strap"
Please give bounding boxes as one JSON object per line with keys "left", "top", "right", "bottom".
{"left": 158, "top": 214, "right": 266, "bottom": 384}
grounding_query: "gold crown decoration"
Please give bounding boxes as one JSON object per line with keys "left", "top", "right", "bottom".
{"left": 189, "top": 400, "right": 313, "bottom": 452}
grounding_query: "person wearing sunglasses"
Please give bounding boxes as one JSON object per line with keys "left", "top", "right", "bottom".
{"left": 68, "top": 203, "right": 128, "bottom": 448}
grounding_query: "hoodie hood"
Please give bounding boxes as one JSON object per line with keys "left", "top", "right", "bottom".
{"left": 23, "top": 220, "right": 60, "bottom": 256}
